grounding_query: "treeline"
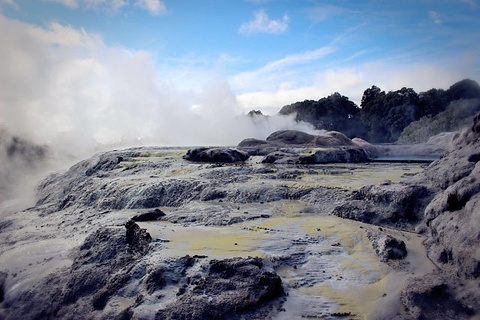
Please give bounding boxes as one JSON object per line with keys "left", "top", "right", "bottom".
{"left": 278, "top": 79, "right": 480, "bottom": 143}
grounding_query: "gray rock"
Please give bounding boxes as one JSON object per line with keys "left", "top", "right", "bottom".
{"left": 373, "top": 235, "right": 407, "bottom": 262}
{"left": 0, "top": 271, "right": 6, "bottom": 303}
{"left": 298, "top": 147, "right": 369, "bottom": 164}
{"left": 260, "top": 151, "right": 299, "bottom": 164}
{"left": 183, "top": 148, "right": 249, "bottom": 163}
{"left": 266, "top": 130, "right": 316, "bottom": 145}
{"left": 399, "top": 272, "right": 474, "bottom": 320}
{"left": 332, "top": 184, "right": 431, "bottom": 226}
{"left": 132, "top": 208, "right": 166, "bottom": 222}
{"left": 155, "top": 257, "right": 284, "bottom": 320}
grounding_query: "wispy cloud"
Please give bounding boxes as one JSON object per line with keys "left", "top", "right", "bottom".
{"left": 429, "top": 11, "right": 443, "bottom": 25}
{"left": 0, "top": 0, "right": 19, "bottom": 9}
{"left": 42, "top": 0, "right": 166, "bottom": 14}
{"left": 306, "top": 4, "right": 352, "bottom": 22}
{"left": 134, "top": 0, "right": 166, "bottom": 16}
{"left": 230, "top": 46, "right": 335, "bottom": 92}
{"left": 345, "top": 49, "right": 369, "bottom": 62}
{"left": 263, "top": 47, "right": 335, "bottom": 70}
{"left": 459, "top": 0, "right": 477, "bottom": 8}
{"left": 239, "top": 9, "right": 289, "bottom": 35}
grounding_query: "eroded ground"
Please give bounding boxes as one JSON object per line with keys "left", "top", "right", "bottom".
{"left": 0, "top": 148, "right": 431, "bottom": 319}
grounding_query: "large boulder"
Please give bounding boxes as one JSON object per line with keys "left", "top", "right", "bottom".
{"left": 372, "top": 235, "right": 407, "bottom": 262}
{"left": 332, "top": 183, "right": 431, "bottom": 226}
{"left": 183, "top": 148, "right": 249, "bottom": 163}
{"left": 266, "top": 130, "right": 316, "bottom": 145}
{"left": 155, "top": 257, "right": 284, "bottom": 319}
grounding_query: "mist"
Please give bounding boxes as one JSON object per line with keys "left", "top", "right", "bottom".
{"left": 1, "top": 13, "right": 315, "bottom": 153}
{"left": 0, "top": 13, "right": 316, "bottom": 210}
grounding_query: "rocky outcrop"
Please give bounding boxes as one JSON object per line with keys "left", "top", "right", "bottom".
{"left": 131, "top": 208, "right": 166, "bottom": 221}
{"left": 3, "top": 221, "right": 152, "bottom": 319}
{"left": 333, "top": 112, "right": 480, "bottom": 319}
{"left": 399, "top": 273, "right": 474, "bottom": 320}
{"left": 298, "top": 147, "right": 369, "bottom": 164}
{"left": 183, "top": 147, "right": 249, "bottom": 163}
{"left": 155, "top": 257, "right": 284, "bottom": 320}
{"left": 241, "top": 130, "right": 358, "bottom": 149}
{"left": 0, "top": 271, "right": 6, "bottom": 303}
{"left": 332, "top": 183, "right": 431, "bottom": 227}
{"left": 372, "top": 235, "right": 407, "bottom": 262}
{"left": 239, "top": 130, "right": 374, "bottom": 164}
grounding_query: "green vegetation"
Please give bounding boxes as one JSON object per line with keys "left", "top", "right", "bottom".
{"left": 277, "top": 79, "right": 480, "bottom": 143}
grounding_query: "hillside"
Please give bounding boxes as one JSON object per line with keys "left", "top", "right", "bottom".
{"left": 278, "top": 79, "right": 480, "bottom": 143}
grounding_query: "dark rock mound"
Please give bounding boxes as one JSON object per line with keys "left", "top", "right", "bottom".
{"left": 372, "top": 235, "right": 407, "bottom": 262}
{"left": 260, "top": 151, "right": 299, "bottom": 164}
{"left": 237, "top": 138, "right": 275, "bottom": 148}
{"left": 298, "top": 147, "right": 369, "bottom": 164}
{"left": 183, "top": 148, "right": 249, "bottom": 163}
{"left": 266, "top": 130, "right": 316, "bottom": 145}
{"left": 155, "top": 257, "right": 284, "bottom": 320}
{"left": 3, "top": 222, "right": 152, "bottom": 319}
{"left": 239, "top": 130, "right": 374, "bottom": 163}
{"left": 132, "top": 208, "right": 166, "bottom": 221}
{"left": 63, "top": 222, "right": 151, "bottom": 307}
{"left": 0, "top": 271, "right": 6, "bottom": 303}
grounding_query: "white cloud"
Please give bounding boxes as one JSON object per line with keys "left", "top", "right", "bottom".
{"left": 239, "top": 10, "right": 289, "bottom": 35}
{"left": 43, "top": 0, "right": 165, "bottom": 14}
{"left": 230, "top": 46, "right": 335, "bottom": 92}
{"left": 429, "top": 11, "right": 443, "bottom": 25}
{"left": 0, "top": 12, "right": 311, "bottom": 158}
{"left": 0, "top": 0, "right": 19, "bottom": 9}
{"left": 44, "top": 0, "right": 79, "bottom": 8}
{"left": 235, "top": 62, "right": 476, "bottom": 113}
{"left": 134, "top": 0, "right": 166, "bottom": 15}
{"left": 306, "top": 4, "right": 350, "bottom": 22}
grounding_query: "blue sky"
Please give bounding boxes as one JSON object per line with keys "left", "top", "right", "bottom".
{"left": 0, "top": 0, "right": 479, "bottom": 147}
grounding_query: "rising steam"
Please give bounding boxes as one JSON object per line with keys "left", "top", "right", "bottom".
{"left": 0, "top": 13, "right": 314, "bottom": 209}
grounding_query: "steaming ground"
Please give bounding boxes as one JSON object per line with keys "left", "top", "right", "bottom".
{"left": 0, "top": 12, "right": 316, "bottom": 159}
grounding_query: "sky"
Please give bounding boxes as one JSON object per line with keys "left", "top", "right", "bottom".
{"left": 0, "top": 0, "right": 479, "bottom": 150}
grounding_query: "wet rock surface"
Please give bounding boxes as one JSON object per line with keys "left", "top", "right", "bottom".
{"left": 155, "top": 257, "right": 284, "bottom": 320}
{"left": 238, "top": 129, "right": 376, "bottom": 164}
{"left": 2, "top": 116, "right": 480, "bottom": 319}
{"left": 330, "top": 113, "right": 480, "bottom": 319}
{"left": 332, "top": 183, "right": 432, "bottom": 227}
{"left": 183, "top": 147, "right": 249, "bottom": 163}
{"left": 399, "top": 273, "right": 475, "bottom": 320}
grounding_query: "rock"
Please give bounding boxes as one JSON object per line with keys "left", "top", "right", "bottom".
{"left": 265, "top": 130, "right": 355, "bottom": 147}
{"left": 266, "top": 130, "right": 316, "bottom": 145}
{"left": 237, "top": 138, "right": 275, "bottom": 148}
{"left": 260, "top": 151, "right": 299, "bottom": 164}
{"left": 0, "top": 271, "right": 6, "bottom": 303}
{"left": 85, "top": 154, "right": 124, "bottom": 176}
{"left": 183, "top": 148, "right": 249, "bottom": 163}
{"left": 298, "top": 147, "right": 369, "bottom": 164}
{"left": 352, "top": 137, "right": 379, "bottom": 158}
{"left": 332, "top": 184, "right": 431, "bottom": 226}
{"left": 132, "top": 208, "right": 166, "bottom": 222}
{"left": 155, "top": 257, "right": 284, "bottom": 319}
{"left": 472, "top": 112, "right": 480, "bottom": 133}
{"left": 399, "top": 273, "right": 474, "bottom": 320}
{"left": 373, "top": 235, "right": 407, "bottom": 262}
{"left": 125, "top": 220, "right": 152, "bottom": 254}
